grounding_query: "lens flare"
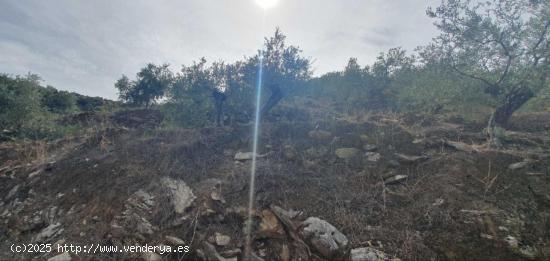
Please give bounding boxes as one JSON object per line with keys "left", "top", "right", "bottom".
{"left": 254, "top": 0, "right": 279, "bottom": 9}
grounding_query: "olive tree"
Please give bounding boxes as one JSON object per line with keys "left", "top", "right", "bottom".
{"left": 244, "top": 28, "right": 312, "bottom": 116}
{"left": 425, "top": 0, "right": 549, "bottom": 146}
{"left": 115, "top": 63, "right": 173, "bottom": 107}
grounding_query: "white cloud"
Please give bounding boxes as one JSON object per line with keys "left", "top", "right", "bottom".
{"left": 0, "top": 0, "right": 440, "bottom": 99}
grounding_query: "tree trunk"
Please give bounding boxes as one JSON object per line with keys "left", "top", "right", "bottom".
{"left": 212, "top": 90, "right": 226, "bottom": 127}
{"left": 261, "top": 85, "right": 283, "bottom": 116}
{"left": 487, "top": 85, "right": 534, "bottom": 148}
{"left": 493, "top": 86, "right": 534, "bottom": 126}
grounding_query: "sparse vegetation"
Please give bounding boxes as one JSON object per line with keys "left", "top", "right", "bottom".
{"left": 1, "top": 0, "right": 549, "bottom": 260}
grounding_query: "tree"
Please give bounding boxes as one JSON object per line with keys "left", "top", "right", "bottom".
{"left": 40, "top": 86, "right": 76, "bottom": 113}
{"left": 115, "top": 63, "right": 173, "bottom": 107}
{"left": 425, "top": 0, "right": 549, "bottom": 146}
{"left": 0, "top": 74, "right": 42, "bottom": 131}
{"left": 244, "top": 28, "right": 312, "bottom": 116}
{"left": 370, "top": 47, "right": 415, "bottom": 110}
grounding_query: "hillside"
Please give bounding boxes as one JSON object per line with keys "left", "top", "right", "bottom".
{"left": 1, "top": 99, "right": 549, "bottom": 261}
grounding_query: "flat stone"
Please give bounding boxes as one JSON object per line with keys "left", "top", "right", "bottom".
{"left": 34, "top": 223, "right": 62, "bottom": 243}
{"left": 47, "top": 252, "right": 71, "bottom": 261}
{"left": 165, "top": 235, "right": 186, "bottom": 245}
{"left": 384, "top": 175, "right": 407, "bottom": 185}
{"left": 395, "top": 153, "right": 428, "bottom": 163}
{"left": 142, "top": 252, "right": 162, "bottom": 261}
{"left": 351, "top": 247, "right": 398, "bottom": 261}
{"left": 365, "top": 152, "right": 381, "bottom": 162}
{"left": 363, "top": 144, "right": 378, "bottom": 151}
{"left": 215, "top": 232, "right": 231, "bottom": 246}
{"left": 508, "top": 161, "right": 530, "bottom": 170}
{"left": 335, "top": 148, "right": 360, "bottom": 159}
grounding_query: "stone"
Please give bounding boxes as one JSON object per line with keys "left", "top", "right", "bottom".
{"left": 258, "top": 209, "right": 284, "bottom": 238}
{"left": 395, "top": 153, "right": 428, "bottom": 163}
{"left": 508, "top": 161, "right": 530, "bottom": 170}
{"left": 5, "top": 184, "right": 19, "bottom": 201}
{"left": 161, "top": 177, "right": 195, "bottom": 214}
{"left": 299, "top": 217, "right": 350, "bottom": 260}
{"left": 215, "top": 232, "right": 231, "bottom": 246}
{"left": 335, "top": 148, "right": 360, "bottom": 159}
{"left": 351, "top": 247, "right": 399, "bottom": 261}
{"left": 165, "top": 236, "right": 186, "bottom": 245}
{"left": 34, "top": 223, "right": 62, "bottom": 243}
{"left": 365, "top": 152, "right": 381, "bottom": 162}
{"left": 142, "top": 252, "right": 162, "bottom": 261}
{"left": 308, "top": 130, "right": 332, "bottom": 141}
{"left": 47, "top": 252, "right": 71, "bottom": 261}
{"left": 234, "top": 152, "right": 265, "bottom": 161}
{"left": 363, "top": 144, "right": 378, "bottom": 152}
{"left": 384, "top": 175, "right": 408, "bottom": 185}
{"left": 505, "top": 235, "right": 519, "bottom": 248}
{"left": 28, "top": 169, "right": 41, "bottom": 179}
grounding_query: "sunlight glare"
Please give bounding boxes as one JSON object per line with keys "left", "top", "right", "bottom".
{"left": 254, "top": 0, "right": 279, "bottom": 9}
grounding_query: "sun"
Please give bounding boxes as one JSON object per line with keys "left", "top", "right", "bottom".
{"left": 254, "top": 0, "right": 279, "bottom": 9}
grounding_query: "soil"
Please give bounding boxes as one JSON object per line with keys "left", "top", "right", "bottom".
{"left": 1, "top": 103, "right": 550, "bottom": 261}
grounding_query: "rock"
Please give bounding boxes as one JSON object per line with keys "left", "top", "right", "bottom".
{"left": 211, "top": 191, "right": 226, "bottom": 203}
{"left": 351, "top": 247, "right": 399, "bottom": 261}
{"left": 47, "top": 252, "right": 71, "bottom": 261}
{"left": 135, "top": 216, "right": 155, "bottom": 235}
{"left": 505, "top": 235, "right": 519, "bottom": 248}
{"left": 34, "top": 223, "right": 63, "bottom": 243}
{"left": 299, "top": 217, "right": 350, "bottom": 260}
{"left": 519, "top": 246, "right": 537, "bottom": 260}
{"left": 258, "top": 209, "right": 284, "bottom": 238}
{"left": 363, "top": 144, "right": 378, "bottom": 151}
{"left": 365, "top": 152, "right": 381, "bottom": 162}
{"left": 308, "top": 130, "right": 332, "bottom": 141}
{"left": 395, "top": 153, "right": 428, "bottom": 163}
{"left": 444, "top": 140, "right": 478, "bottom": 153}
{"left": 335, "top": 148, "right": 360, "bottom": 159}
{"left": 142, "top": 252, "right": 162, "bottom": 261}
{"left": 5, "top": 184, "right": 19, "bottom": 201}
{"left": 215, "top": 232, "right": 231, "bottom": 246}
{"left": 384, "top": 175, "right": 407, "bottom": 185}
{"left": 387, "top": 160, "right": 400, "bottom": 167}
{"left": 161, "top": 177, "right": 195, "bottom": 214}
{"left": 234, "top": 152, "right": 266, "bottom": 161}
{"left": 165, "top": 235, "right": 186, "bottom": 245}
{"left": 508, "top": 161, "right": 530, "bottom": 170}
{"left": 28, "top": 169, "right": 41, "bottom": 179}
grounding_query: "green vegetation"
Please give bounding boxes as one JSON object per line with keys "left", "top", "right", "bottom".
{"left": 2, "top": 0, "right": 548, "bottom": 139}
{"left": 0, "top": 73, "right": 113, "bottom": 139}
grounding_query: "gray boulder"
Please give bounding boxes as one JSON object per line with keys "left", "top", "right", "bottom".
{"left": 161, "top": 177, "right": 195, "bottom": 214}
{"left": 299, "top": 217, "right": 350, "bottom": 260}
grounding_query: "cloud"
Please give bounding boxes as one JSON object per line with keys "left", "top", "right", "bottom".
{"left": 0, "top": 0, "right": 440, "bottom": 99}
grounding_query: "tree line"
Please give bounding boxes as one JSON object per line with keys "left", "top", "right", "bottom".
{"left": 115, "top": 0, "right": 548, "bottom": 140}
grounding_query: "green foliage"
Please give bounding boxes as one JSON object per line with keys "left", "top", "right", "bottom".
{"left": 0, "top": 74, "right": 42, "bottom": 131}
{"left": 115, "top": 63, "right": 173, "bottom": 107}
{"left": 40, "top": 86, "right": 77, "bottom": 113}
{"left": 244, "top": 28, "right": 312, "bottom": 115}
{"left": 76, "top": 95, "right": 107, "bottom": 111}
{"left": 423, "top": 0, "right": 549, "bottom": 123}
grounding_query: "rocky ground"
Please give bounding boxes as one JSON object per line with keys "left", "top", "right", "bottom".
{"left": 1, "top": 101, "right": 550, "bottom": 260}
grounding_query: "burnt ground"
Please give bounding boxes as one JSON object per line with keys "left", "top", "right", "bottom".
{"left": 1, "top": 101, "right": 550, "bottom": 261}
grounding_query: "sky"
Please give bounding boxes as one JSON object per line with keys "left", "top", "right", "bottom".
{"left": 0, "top": 0, "right": 440, "bottom": 99}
